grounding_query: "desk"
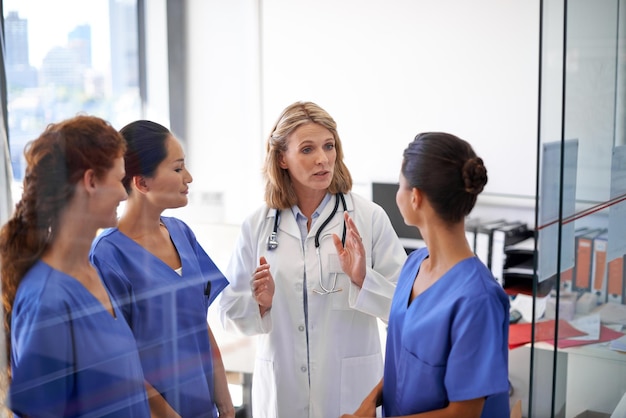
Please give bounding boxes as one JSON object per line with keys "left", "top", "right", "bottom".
{"left": 509, "top": 341, "right": 626, "bottom": 418}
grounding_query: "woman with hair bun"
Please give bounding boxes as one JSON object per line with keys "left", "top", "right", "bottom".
{"left": 344, "top": 132, "right": 510, "bottom": 418}
{"left": 0, "top": 115, "right": 150, "bottom": 417}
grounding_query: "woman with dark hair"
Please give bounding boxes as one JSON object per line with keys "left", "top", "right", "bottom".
{"left": 0, "top": 115, "right": 150, "bottom": 417}
{"left": 89, "top": 120, "right": 233, "bottom": 418}
{"left": 343, "top": 132, "right": 510, "bottom": 418}
{"left": 219, "top": 101, "right": 407, "bottom": 417}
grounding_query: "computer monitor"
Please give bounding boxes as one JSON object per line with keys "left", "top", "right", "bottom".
{"left": 371, "top": 182, "right": 422, "bottom": 240}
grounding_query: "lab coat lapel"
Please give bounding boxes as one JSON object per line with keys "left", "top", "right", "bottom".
{"left": 309, "top": 194, "right": 343, "bottom": 239}
{"left": 274, "top": 207, "right": 301, "bottom": 240}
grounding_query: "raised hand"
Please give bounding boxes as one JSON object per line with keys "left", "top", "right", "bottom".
{"left": 332, "top": 212, "right": 366, "bottom": 287}
{"left": 251, "top": 256, "right": 275, "bottom": 316}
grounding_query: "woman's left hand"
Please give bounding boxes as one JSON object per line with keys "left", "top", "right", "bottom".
{"left": 333, "top": 212, "right": 366, "bottom": 287}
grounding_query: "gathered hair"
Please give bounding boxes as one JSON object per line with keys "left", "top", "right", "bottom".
{"left": 263, "top": 101, "right": 352, "bottom": 209}
{"left": 0, "top": 115, "right": 125, "bottom": 385}
{"left": 118, "top": 120, "right": 172, "bottom": 193}
{"left": 401, "top": 132, "right": 488, "bottom": 223}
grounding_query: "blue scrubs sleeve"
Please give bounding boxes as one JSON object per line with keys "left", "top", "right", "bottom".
{"left": 194, "top": 241, "right": 229, "bottom": 306}
{"left": 168, "top": 217, "right": 229, "bottom": 306}
{"left": 446, "top": 293, "right": 509, "bottom": 402}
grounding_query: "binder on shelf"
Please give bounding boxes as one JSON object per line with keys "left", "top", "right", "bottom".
{"left": 607, "top": 254, "right": 625, "bottom": 304}
{"left": 490, "top": 222, "right": 532, "bottom": 286}
{"left": 572, "top": 228, "right": 605, "bottom": 293}
{"left": 562, "top": 227, "right": 589, "bottom": 291}
{"left": 474, "top": 219, "right": 508, "bottom": 269}
{"left": 591, "top": 231, "right": 608, "bottom": 303}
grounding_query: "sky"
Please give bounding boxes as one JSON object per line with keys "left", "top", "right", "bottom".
{"left": 4, "top": 0, "right": 111, "bottom": 70}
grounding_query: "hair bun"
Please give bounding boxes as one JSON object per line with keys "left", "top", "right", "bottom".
{"left": 462, "top": 157, "right": 488, "bottom": 194}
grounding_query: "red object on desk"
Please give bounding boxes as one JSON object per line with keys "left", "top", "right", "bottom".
{"left": 553, "top": 325, "right": 625, "bottom": 349}
{"left": 509, "top": 319, "right": 587, "bottom": 349}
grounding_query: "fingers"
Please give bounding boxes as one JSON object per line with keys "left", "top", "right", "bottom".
{"left": 251, "top": 257, "right": 274, "bottom": 306}
{"left": 250, "top": 277, "right": 270, "bottom": 293}
{"left": 251, "top": 267, "right": 272, "bottom": 290}
{"left": 332, "top": 233, "right": 344, "bottom": 252}
{"left": 348, "top": 227, "right": 362, "bottom": 244}
{"left": 343, "top": 212, "right": 363, "bottom": 243}
{"left": 253, "top": 257, "right": 270, "bottom": 280}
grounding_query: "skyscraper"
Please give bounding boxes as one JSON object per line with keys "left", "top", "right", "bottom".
{"left": 5, "top": 11, "right": 37, "bottom": 88}
{"left": 68, "top": 24, "right": 92, "bottom": 68}
{"left": 5, "top": 11, "right": 29, "bottom": 67}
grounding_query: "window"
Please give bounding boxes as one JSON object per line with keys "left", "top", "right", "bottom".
{"left": 4, "top": 0, "right": 141, "bottom": 183}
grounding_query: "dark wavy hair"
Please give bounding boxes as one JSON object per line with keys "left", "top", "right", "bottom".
{"left": 0, "top": 115, "right": 125, "bottom": 386}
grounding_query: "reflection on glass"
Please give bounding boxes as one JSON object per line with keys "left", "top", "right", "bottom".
{"left": 528, "top": 0, "right": 626, "bottom": 416}
{"left": 4, "top": 0, "right": 140, "bottom": 181}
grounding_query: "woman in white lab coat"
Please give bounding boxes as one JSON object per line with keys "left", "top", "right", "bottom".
{"left": 219, "top": 101, "right": 407, "bottom": 418}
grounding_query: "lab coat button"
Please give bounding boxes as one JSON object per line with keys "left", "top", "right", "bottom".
{"left": 298, "top": 325, "right": 304, "bottom": 331}
{"left": 300, "top": 366, "right": 307, "bottom": 372}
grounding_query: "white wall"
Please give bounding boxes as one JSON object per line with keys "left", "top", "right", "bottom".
{"left": 185, "top": 0, "right": 264, "bottom": 225}
{"left": 185, "top": 0, "right": 541, "bottom": 227}
{"left": 261, "top": 0, "right": 540, "bottom": 194}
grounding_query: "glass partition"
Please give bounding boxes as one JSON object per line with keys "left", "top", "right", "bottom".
{"left": 528, "top": 0, "right": 626, "bottom": 417}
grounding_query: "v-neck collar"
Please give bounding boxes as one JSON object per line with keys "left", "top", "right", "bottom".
{"left": 115, "top": 218, "right": 183, "bottom": 277}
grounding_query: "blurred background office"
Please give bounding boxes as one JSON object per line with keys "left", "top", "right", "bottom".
{"left": 1, "top": 0, "right": 624, "bottom": 417}
{"left": 1, "top": 0, "right": 543, "bottom": 230}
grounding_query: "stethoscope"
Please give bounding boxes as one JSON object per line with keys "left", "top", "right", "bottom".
{"left": 267, "top": 193, "right": 347, "bottom": 294}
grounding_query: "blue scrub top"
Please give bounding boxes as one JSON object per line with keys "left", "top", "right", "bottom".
{"left": 383, "top": 248, "right": 510, "bottom": 417}
{"left": 10, "top": 261, "right": 150, "bottom": 418}
{"left": 90, "top": 216, "right": 229, "bottom": 418}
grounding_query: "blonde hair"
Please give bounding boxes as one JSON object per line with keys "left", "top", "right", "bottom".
{"left": 263, "top": 101, "right": 352, "bottom": 209}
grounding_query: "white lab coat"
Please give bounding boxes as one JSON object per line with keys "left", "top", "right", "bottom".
{"left": 219, "top": 192, "right": 407, "bottom": 418}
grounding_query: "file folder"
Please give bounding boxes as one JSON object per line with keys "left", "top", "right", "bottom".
{"left": 591, "top": 231, "right": 608, "bottom": 303}
{"left": 607, "top": 254, "right": 625, "bottom": 304}
{"left": 572, "top": 228, "right": 605, "bottom": 292}
{"left": 561, "top": 227, "right": 589, "bottom": 291}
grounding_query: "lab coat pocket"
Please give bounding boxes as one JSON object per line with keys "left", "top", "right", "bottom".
{"left": 340, "top": 353, "right": 383, "bottom": 414}
{"left": 252, "top": 358, "right": 277, "bottom": 418}
{"left": 328, "top": 255, "right": 351, "bottom": 310}
{"left": 328, "top": 255, "right": 373, "bottom": 310}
